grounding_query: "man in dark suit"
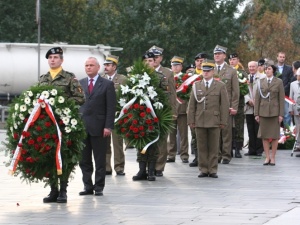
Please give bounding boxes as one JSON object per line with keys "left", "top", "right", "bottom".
{"left": 276, "top": 52, "right": 294, "bottom": 128}
{"left": 79, "top": 57, "right": 116, "bottom": 196}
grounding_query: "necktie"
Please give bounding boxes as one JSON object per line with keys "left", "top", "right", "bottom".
{"left": 250, "top": 74, "right": 254, "bottom": 84}
{"left": 206, "top": 81, "right": 209, "bottom": 90}
{"left": 88, "top": 78, "right": 94, "bottom": 94}
{"left": 217, "top": 66, "right": 221, "bottom": 74}
{"left": 268, "top": 79, "right": 271, "bottom": 87}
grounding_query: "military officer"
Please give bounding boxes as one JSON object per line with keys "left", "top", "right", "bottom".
{"left": 147, "top": 45, "right": 177, "bottom": 177}
{"left": 228, "top": 53, "right": 248, "bottom": 158}
{"left": 214, "top": 45, "right": 239, "bottom": 164}
{"left": 102, "top": 55, "right": 127, "bottom": 176}
{"left": 167, "top": 56, "right": 189, "bottom": 163}
{"left": 39, "top": 47, "right": 85, "bottom": 203}
{"left": 187, "top": 60, "right": 229, "bottom": 178}
{"left": 189, "top": 53, "right": 208, "bottom": 167}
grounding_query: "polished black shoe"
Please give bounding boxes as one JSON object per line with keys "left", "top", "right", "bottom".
{"left": 79, "top": 190, "right": 94, "bottom": 195}
{"left": 166, "top": 158, "right": 175, "bottom": 163}
{"left": 116, "top": 171, "right": 125, "bottom": 176}
{"left": 43, "top": 190, "right": 59, "bottom": 203}
{"left": 155, "top": 170, "right": 163, "bottom": 177}
{"left": 235, "top": 150, "right": 242, "bottom": 158}
{"left": 221, "top": 159, "right": 230, "bottom": 164}
{"left": 244, "top": 153, "right": 256, "bottom": 156}
{"left": 209, "top": 173, "right": 218, "bottom": 178}
{"left": 189, "top": 160, "right": 198, "bottom": 167}
{"left": 94, "top": 191, "right": 103, "bottom": 196}
{"left": 182, "top": 159, "right": 189, "bottom": 163}
{"left": 198, "top": 173, "right": 208, "bottom": 178}
{"left": 105, "top": 171, "right": 112, "bottom": 175}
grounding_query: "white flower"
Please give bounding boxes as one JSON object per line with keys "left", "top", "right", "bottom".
{"left": 153, "top": 102, "right": 164, "bottom": 109}
{"left": 65, "top": 127, "right": 71, "bottom": 133}
{"left": 120, "top": 85, "right": 130, "bottom": 95}
{"left": 36, "top": 93, "right": 40, "bottom": 98}
{"left": 10, "top": 127, "right": 14, "bottom": 136}
{"left": 20, "top": 105, "right": 27, "bottom": 112}
{"left": 50, "top": 89, "right": 58, "bottom": 96}
{"left": 143, "top": 72, "right": 151, "bottom": 82}
{"left": 26, "top": 91, "right": 33, "bottom": 97}
{"left": 138, "top": 79, "right": 148, "bottom": 88}
{"left": 147, "top": 86, "right": 157, "bottom": 99}
{"left": 14, "top": 103, "right": 19, "bottom": 111}
{"left": 19, "top": 114, "right": 24, "bottom": 120}
{"left": 14, "top": 123, "right": 18, "bottom": 129}
{"left": 40, "top": 102, "right": 46, "bottom": 108}
{"left": 139, "top": 99, "right": 145, "bottom": 105}
{"left": 63, "top": 108, "right": 71, "bottom": 115}
{"left": 48, "top": 97, "right": 55, "bottom": 106}
{"left": 33, "top": 99, "right": 38, "bottom": 106}
{"left": 41, "top": 91, "right": 50, "bottom": 99}
{"left": 134, "top": 88, "right": 144, "bottom": 96}
{"left": 119, "top": 98, "right": 127, "bottom": 107}
{"left": 71, "top": 118, "right": 77, "bottom": 126}
{"left": 55, "top": 108, "right": 62, "bottom": 115}
{"left": 129, "top": 77, "right": 137, "bottom": 84}
{"left": 62, "top": 117, "right": 70, "bottom": 125}
{"left": 24, "top": 97, "right": 31, "bottom": 105}
{"left": 28, "top": 108, "right": 33, "bottom": 114}
{"left": 12, "top": 112, "right": 16, "bottom": 118}
{"left": 58, "top": 96, "right": 65, "bottom": 103}
{"left": 238, "top": 77, "right": 247, "bottom": 83}
{"left": 71, "top": 125, "right": 76, "bottom": 129}
{"left": 17, "top": 121, "right": 21, "bottom": 125}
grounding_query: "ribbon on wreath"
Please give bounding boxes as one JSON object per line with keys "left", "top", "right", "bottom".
{"left": 9, "top": 96, "right": 63, "bottom": 175}
{"left": 176, "top": 74, "right": 199, "bottom": 104}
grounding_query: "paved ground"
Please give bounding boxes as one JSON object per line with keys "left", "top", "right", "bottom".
{"left": 0, "top": 128, "right": 300, "bottom": 225}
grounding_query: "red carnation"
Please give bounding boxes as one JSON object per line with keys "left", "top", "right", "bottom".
{"left": 36, "top": 126, "right": 42, "bottom": 131}
{"left": 124, "top": 118, "right": 128, "bottom": 123}
{"left": 132, "top": 120, "right": 138, "bottom": 125}
{"left": 37, "top": 136, "right": 43, "bottom": 142}
{"left": 121, "top": 128, "right": 126, "bottom": 133}
{"left": 26, "top": 157, "right": 34, "bottom": 163}
{"left": 146, "top": 108, "right": 151, "bottom": 113}
{"left": 128, "top": 113, "right": 133, "bottom": 118}
{"left": 134, "top": 134, "right": 139, "bottom": 139}
{"left": 148, "top": 126, "right": 154, "bottom": 131}
{"left": 118, "top": 120, "right": 123, "bottom": 125}
{"left": 174, "top": 77, "right": 178, "bottom": 81}
{"left": 153, "top": 117, "right": 159, "bottom": 123}
{"left": 140, "top": 132, "right": 145, "bottom": 137}
{"left": 133, "top": 103, "right": 140, "bottom": 109}
{"left": 25, "top": 169, "right": 31, "bottom": 174}
{"left": 39, "top": 114, "right": 45, "bottom": 119}
{"left": 123, "top": 108, "right": 128, "bottom": 114}
{"left": 139, "top": 106, "right": 145, "bottom": 111}
{"left": 44, "top": 133, "right": 50, "bottom": 139}
{"left": 45, "top": 145, "right": 51, "bottom": 151}
{"left": 22, "top": 131, "right": 30, "bottom": 137}
{"left": 52, "top": 134, "right": 58, "bottom": 139}
{"left": 140, "top": 112, "right": 146, "bottom": 118}
{"left": 17, "top": 143, "right": 23, "bottom": 147}
{"left": 34, "top": 144, "right": 40, "bottom": 150}
{"left": 24, "top": 118, "right": 28, "bottom": 122}
{"left": 21, "top": 149, "right": 28, "bottom": 155}
{"left": 19, "top": 156, "right": 24, "bottom": 161}
{"left": 129, "top": 125, "right": 134, "bottom": 130}
{"left": 59, "top": 120, "right": 64, "bottom": 125}
{"left": 133, "top": 128, "right": 139, "bottom": 133}
{"left": 182, "top": 89, "right": 187, "bottom": 93}
{"left": 28, "top": 139, "right": 35, "bottom": 145}
{"left": 182, "top": 74, "right": 189, "bottom": 81}
{"left": 67, "top": 140, "right": 72, "bottom": 146}
{"left": 126, "top": 133, "right": 130, "bottom": 137}
{"left": 146, "top": 119, "right": 152, "bottom": 124}
{"left": 139, "top": 126, "right": 144, "bottom": 131}
{"left": 45, "top": 121, "right": 52, "bottom": 127}
{"left": 13, "top": 133, "right": 19, "bottom": 140}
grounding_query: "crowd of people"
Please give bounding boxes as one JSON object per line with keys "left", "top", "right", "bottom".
{"left": 37, "top": 45, "right": 299, "bottom": 203}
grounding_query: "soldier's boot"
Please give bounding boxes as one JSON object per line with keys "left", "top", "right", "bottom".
{"left": 235, "top": 142, "right": 243, "bottom": 158}
{"left": 43, "top": 184, "right": 59, "bottom": 203}
{"left": 57, "top": 181, "right": 68, "bottom": 203}
{"left": 189, "top": 147, "right": 198, "bottom": 167}
{"left": 132, "top": 161, "right": 148, "bottom": 181}
{"left": 147, "top": 161, "right": 156, "bottom": 181}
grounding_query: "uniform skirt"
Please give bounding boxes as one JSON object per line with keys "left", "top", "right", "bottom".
{"left": 258, "top": 116, "right": 280, "bottom": 139}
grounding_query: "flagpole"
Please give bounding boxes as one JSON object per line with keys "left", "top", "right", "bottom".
{"left": 36, "top": 0, "right": 41, "bottom": 81}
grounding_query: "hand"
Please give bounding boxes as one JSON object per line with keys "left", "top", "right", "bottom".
{"left": 189, "top": 123, "right": 195, "bottom": 129}
{"left": 255, "top": 116, "right": 259, "bottom": 123}
{"left": 172, "top": 115, "right": 177, "bottom": 120}
{"left": 103, "top": 128, "right": 111, "bottom": 137}
{"left": 278, "top": 116, "right": 283, "bottom": 123}
{"left": 229, "top": 108, "right": 237, "bottom": 115}
{"left": 248, "top": 100, "right": 254, "bottom": 107}
{"left": 220, "top": 124, "right": 225, "bottom": 129}
{"left": 290, "top": 111, "right": 294, "bottom": 116}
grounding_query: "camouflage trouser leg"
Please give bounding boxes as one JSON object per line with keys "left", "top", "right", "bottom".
{"left": 137, "top": 144, "right": 158, "bottom": 163}
{"left": 233, "top": 98, "right": 245, "bottom": 149}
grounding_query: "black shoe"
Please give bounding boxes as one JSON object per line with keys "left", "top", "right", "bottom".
{"left": 189, "top": 161, "right": 198, "bottom": 167}
{"left": 106, "top": 171, "right": 112, "bottom": 175}
{"left": 182, "top": 159, "right": 189, "bottom": 163}
{"left": 94, "top": 191, "right": 103, "bottom": 196}
{"left": 235, "top": 150, "right": 242, "bottom": 158}
{"left": 43, "top": 190, "right": 59, "bottom": 203}
{"left": 198, "top": 173, "right": 208, "bottom": 178}
{"left": 116, "top": 171, "right": 125, "bottom": 176}
{"left": 209, "top": 173, "right": 218, "bottom": 178}
{"left": 296, "top": 154, "right": 300, "bottom": 157}
{"left": 221, "top": 159, "right": 230, "bottom": 164}
{"left": 79, "top": 190, "right": 94, "bottom": 195}
{"left": 166, "top": 158, "right": 175, "bottom": 163}
{"left": 244, "top": 153, "right": 256, "bottom": 156}
{"left": 155, "top": 170, "right": 163, "bottom": 177}
{"left": 263, "top": 159, "right": 270, "bottom": 165}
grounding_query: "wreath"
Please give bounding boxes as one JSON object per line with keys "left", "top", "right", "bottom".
{"left": 3, "top": 85, "right": 86, "bottom": 186}
{"left": 114, "top": 60, "right": 174, "bottom": 152}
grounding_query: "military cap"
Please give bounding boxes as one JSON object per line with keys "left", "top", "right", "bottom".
{"left": 213, "top": 45, "right": 227, "bottom": 54}
{"left": 104, "top": 55, "right": 119, "bottom": 65}
{"left": 171, "top": 56, "right": 184, "bottom": 65}
{"left": 45, "top": 47, "right": 63, "bottom": 59}
{"left": 201, "top": 59, "right": 215, "bottom": 71}
{"left": 194, "top": 53, "right": 208, "bottom": 60}
{"left": 142, "top": 52, "right": 155, "bottom": 60}
{"left": 258, "top": 59, "right": 265, "bottom": 66}
{"left": 185, "top": 64, "right": 195, "bottom": 71}
{"left": 148, "top": 45, "right": 164, "bottom": 55}
{"left": 229, "top": 53, "right": 238, "bottom": 59}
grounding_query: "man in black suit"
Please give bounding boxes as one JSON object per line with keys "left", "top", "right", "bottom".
{"left": 79, "top": 57, "right": 116, "bottom": 196}
{"left": 276, "top": 52, "right": 294, "bottom": 128}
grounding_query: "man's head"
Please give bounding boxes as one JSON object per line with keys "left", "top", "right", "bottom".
{"left": 292, "top": 61, "right": 300, "bottom": 74}
{"left": 213, "top": 45, "right": 227, "bottom": 64}
{"left": 257, "top": 59, "right": 265, "bottom": 73}
{"left": 46, "top": 47, "right": 64, "bottom": 69}
{"left": 277, "top": 52, "right": 286, "bottom": 65}
{"left": 143, "top": 52, "right": 156, "bottom": 69}
{"left": 185, "top": 64, "right": 195, "bottom": 73}
{"left": 85, "top": 57, "right": 100, "bottom": 78}
{"left": 194, "top": 53, "right": 207, "bottom": 70}
{"left": 201, "top": 59, "right": 215, "bottom": 80}
{"left": 296, "top": 68, "right": 300, "bottom": 81}
{"left": 171, "top": 56, "right": 184, "bottom": 74}
{"left": 104, "top": 55, "right": 119, "bottom": 75}
{"left": 229, "top": 53, "right": 239, "bottom": 67}
{"left": 248, "top": 61, "right": 258, "bottom": 75}
{"left": 148, "top": 45, "right": 164, "bottom": 68}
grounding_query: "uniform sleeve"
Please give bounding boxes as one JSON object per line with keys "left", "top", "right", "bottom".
{"left": 187, "top": 84, "right": 196, "bottom": 125}
{"left": 231, "top": 69, "right": 240, "bottom": 110}
{"left": 70, "top": 76, "right": 85, "bottom": 105}
{"left": 220, "top": 84, "right": 229, "bottom": 126}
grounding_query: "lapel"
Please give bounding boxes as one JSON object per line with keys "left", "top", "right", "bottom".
{"left": 218, "top": 64, "right": 227, "bottom": 77}
{"left": 269, "top": 77, "right": 276, "bottom": 89}
{"left": 82, "top": 77, "right": 89, "bottom": 95}
{"left": 205, "top": 80, "right": 216, "bottom": 95}
{"left": 90, "top": 76, "right": 103, "bottom": 97}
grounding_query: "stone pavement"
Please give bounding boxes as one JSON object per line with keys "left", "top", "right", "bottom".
{"left": 0, "top": 128, "right": 300, "bottom": 225}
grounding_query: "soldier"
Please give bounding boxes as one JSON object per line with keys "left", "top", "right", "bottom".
{"left": 228, "top": 53, "right": 248, "bottom": 158}
{"left": 147, "top": 45, "right": 177, "bottom": 177}
{"left": 39, "top": 47, "right": 85, "bottom": 203}
{"left": 189, "top": 53, "right": 208, "bottom": 167}
{"left": 187, "top": 60, "right": 229, "bottom": 178}
{"left": 167, "top": 56, "right": 189, "bottom": 163}
{"left": 214, "top": 45, "right": 239, "bottom": 164}
{"left": 102, "top": 55, "right": 127, "bottom": 176}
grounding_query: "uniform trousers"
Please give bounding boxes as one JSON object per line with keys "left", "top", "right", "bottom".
{"left": 106, "top": 130, "right": 124, "bottom": 172}
{"left": 196, "top": 127, "right": 220, "bottom": 174}
{"left": 245, "top": 114, "right": 263, "bottom": 155}
{"left": 219, "top": 115, "right": 233, "bottom": 161}
{"left": 155, "top": 137, "right": 168, "bottom": 171}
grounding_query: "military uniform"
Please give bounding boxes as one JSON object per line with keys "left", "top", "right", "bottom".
{"left": 187, "top": 60, "right": 229, "bottom": 177}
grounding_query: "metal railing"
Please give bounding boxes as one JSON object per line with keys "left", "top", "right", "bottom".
{"left": 0, "top": 105, "right": 9, "bottom": 123}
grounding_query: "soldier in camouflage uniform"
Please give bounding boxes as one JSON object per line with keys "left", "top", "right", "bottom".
{"left": 39, "top": 47, "right": 85, "bottom": 203}
{"left": 132, "top": 52, "right": 173, "bottom": 181}
{"left": 229, "top": 53, "right": 247, "bottom": 158}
